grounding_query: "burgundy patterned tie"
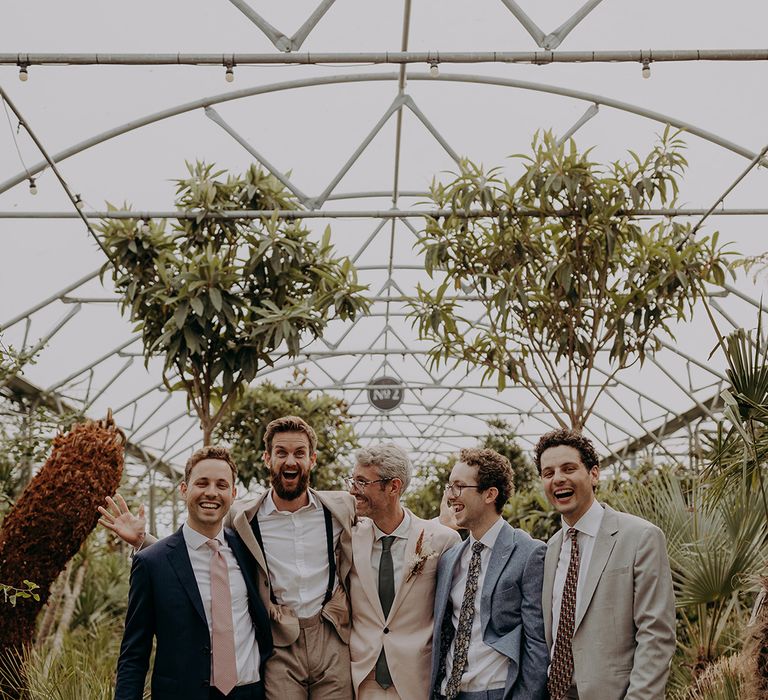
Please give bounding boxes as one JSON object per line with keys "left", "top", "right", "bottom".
{"left": 548, "top": 528, "right": 580, "bottom": 700}
{"left": 206, "top": 539, "right": 238, "bottom": 695}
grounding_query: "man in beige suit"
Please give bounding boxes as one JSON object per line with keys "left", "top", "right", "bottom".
{"left": 535, "top": 429, "right": 676, "bottom": 700}
{"left": 101, "top": 416, "right": 356, "bottom": 699}
{"left": 347, "top": 444, "right": 460, "bottom": 699}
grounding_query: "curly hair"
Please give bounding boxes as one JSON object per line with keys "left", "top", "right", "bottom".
{"left": 184, "top": 445, "right": 238, "bottom": 484}
{"left": 459, "top": 447, "right": 513, "bottom": 513}
{"left": 263, "top": 415, "right": 318, "bottom": 454}
{"left": 533, "top": 429, "right": 600, "bottom": 474}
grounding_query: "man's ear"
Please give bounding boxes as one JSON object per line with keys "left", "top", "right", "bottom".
{"left": 485, "top": 486, "right": 499, "bottom": 506}
{"left": 180, "top": 481, "right": 188, "bottom": 498}
{"left": 309, "top": 451, "right": 318, "bottom": 471}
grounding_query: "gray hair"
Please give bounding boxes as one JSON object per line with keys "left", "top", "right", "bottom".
{"left": 355, "top": 443, "right": 412, "bottom": 494}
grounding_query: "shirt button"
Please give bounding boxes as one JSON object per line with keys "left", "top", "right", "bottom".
{"left": 383, "top": 627, "right": 389, "bottom": 634}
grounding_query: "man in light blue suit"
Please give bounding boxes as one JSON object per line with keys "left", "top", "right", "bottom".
{"left": 429, "top": 448, "right": 548, "bottom": 700}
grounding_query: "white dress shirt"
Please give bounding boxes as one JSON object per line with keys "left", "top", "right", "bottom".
{"left": 370, "top": 508, "right": 411, "bottom": 593}
{"left": 257, "top": 489, "right": 342, "bottom": 618}
{"left": 183, "top": 522, "right": 261, "bottom": 685}
{"left": 442, "top": 516, "right": 508, "bottom": 694}
{"left": 550, "top": 499, "right": 605, "bottom": 654}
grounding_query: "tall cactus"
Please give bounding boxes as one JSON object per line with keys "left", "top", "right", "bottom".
{"left": 0, "top": 413, "right": 124, "bottom": 667}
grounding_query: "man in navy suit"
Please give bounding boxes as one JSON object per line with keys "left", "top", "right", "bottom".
{"left": 114, "top": 446, "right": 273, "bottom": 700}
{"left": 430, "top": 448, "right": 548, "bottom": 700}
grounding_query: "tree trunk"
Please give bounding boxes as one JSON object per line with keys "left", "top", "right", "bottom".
{"left": 45, "top": 560, "right": 87, "bottom": 672}
{"left": 744, "top": 581, "right": 768, "bottom": 699}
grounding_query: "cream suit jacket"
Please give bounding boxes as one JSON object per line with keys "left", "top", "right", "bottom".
{"left": 229, "top": 488, "right": 356, "bottom": 647}
{"left": 349, "top": 510, "right": 460, "bottom": 699}
{"left": 543, "top": 504, "right": 676, "bottom": 700}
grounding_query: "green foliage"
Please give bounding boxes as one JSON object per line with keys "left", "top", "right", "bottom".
{"left": 0, "top": 580, "right": 39, "bottom": 606}
{"left": 404, "top": 454, "right": 455, "bottom": 520}
{"left": 215, "top": 379, "right": 358, "bottom": 490}
{"left": 481, "top": 418, "right": 537, "bottom": 492}
{"left": 410, "top": 129, "right": 732, "bottom": 429}
{"left": 607, "top": 464, "right": 763, "bottom": 693}
{"left": 97, "top": 162, "right": 370, "bottom": 443}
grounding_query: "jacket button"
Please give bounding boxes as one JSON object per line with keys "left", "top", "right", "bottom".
{"left": 201, "top": 680, "right": 209, "bottom": 687}
{"left": 202, "top": 646, "right": 210, "bottom": 654}
{"left": 383, "top": 627, "right": 389, "bottom": 634}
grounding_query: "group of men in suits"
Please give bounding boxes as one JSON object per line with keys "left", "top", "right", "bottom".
{"left": 99, "top": 416, "right": 676, "bottom": 700}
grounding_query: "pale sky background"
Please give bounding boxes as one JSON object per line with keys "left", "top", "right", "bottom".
{"left": 1, "top": 1, "right": 767, "bottom": 502}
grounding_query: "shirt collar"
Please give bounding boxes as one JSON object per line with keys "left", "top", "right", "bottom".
{"left": 470, "top": 515, "right": 505, "bottom": 550}
{"left": 183, "top": 521, "right": 225, "bottom": 550}
{"left": 561, "top": 499, "right": 604, "bottom": 538}
{"left": 373, "top": 508, "right": 411, "bottom": 541}
{"left": 261, "top": 487, "right": 319, "bottom": 515}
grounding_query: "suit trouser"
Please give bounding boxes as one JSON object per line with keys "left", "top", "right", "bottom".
{"left": 210, "top": 681, "right": 266, "bottom": 699}
{"left": 357, "top": 669, "right": 402, "bottom": 699}
{"left": 264, "top": 612, "right": 353, "bottom": 700}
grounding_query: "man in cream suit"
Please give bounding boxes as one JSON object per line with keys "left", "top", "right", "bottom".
{"left": 347, "top": 444, "right": 460, "bottom": 699}
{"left": 430, "top": 448, "right": 548, "bottom": 700}
{"left": 101, "top": 416, "right": 356, "bottom": 699}
{"left": 535, "top": 428, "right": 676, "bottom": 700}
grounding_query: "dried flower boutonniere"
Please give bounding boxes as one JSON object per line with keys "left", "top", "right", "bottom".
{"left": 405, "top": 529, "right": 439, "bottom": 582}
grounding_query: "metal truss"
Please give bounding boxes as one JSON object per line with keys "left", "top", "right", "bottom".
{"left": 2, "top": 2, "right": 766, "bottom": 492}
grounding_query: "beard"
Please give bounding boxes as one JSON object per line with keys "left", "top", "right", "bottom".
{"left": 271, "top": 468, "right": 310, "bottom": 501}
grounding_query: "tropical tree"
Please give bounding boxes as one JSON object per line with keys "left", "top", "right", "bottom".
{"left": 215, "top": 379, "right": 358, "bottom": 489}
{"left": 409, "top": 129, "right": 731, "bottom": 430}
{"left": 98, "top": 162, "right": 370, "bottom": 444}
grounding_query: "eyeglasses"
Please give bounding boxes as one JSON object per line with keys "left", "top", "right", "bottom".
{"left": 344, "top": 476, "right": 393, "bottom": 490}
{"left": 445, "top": 482, "right": 482, "bottom": 497}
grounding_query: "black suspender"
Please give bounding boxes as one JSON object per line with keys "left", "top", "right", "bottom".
{"left": 250, "top": 502, "right": 337, "bottom": 607}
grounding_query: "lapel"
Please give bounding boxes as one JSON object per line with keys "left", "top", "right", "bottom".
{"left": 480, "top": 521, "right": 516, "bottom": 630}
{"left": 386, "top": 511, "right": 423, "bottom": 621}
{"left": 352, "top": 520, "right": 384, "bottom": 623}
{"left": 165, "top": 527, "right": 207, "bottom": 626}
{"left": 574, "top": 504, "right": 619, "bottom": 631}
{"left": 543, "top": 529, "right": 563, "bottom": 643}
{"left": 314, "top": 489, "right": 354, "bottom": 583}
{"left": 231, "top": 491, "right": 270, "bottom": 580}
{"left": 435, "top": 538, "right": 468, "bottom": 621}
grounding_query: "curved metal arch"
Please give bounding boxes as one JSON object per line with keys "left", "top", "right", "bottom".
{"left": 2, "top": 71, "right": 764, "bottom": 195}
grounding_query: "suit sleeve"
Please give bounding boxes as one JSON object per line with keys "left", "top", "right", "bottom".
{"left": 114, "top": 554, "right": 155, "bottom": 700}
{"left": 513, "top": 543, "right": 549, "bottom": 700}
{"left": 626, "top": 526, "right": 676, "bottom": 700}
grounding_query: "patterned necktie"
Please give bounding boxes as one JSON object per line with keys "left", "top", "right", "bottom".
{"left": 548, "top": 528, "right": 580, "bottom": 700}
{"left": 444, "top": 540, "right": 485, "bottom": 700}
{"left": 375, "top": 535, "right": 396, "bottom": 688}
{"left": 205, "top": 539, "right": 238, "bottom": 696}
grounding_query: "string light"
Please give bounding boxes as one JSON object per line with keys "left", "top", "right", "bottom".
{"left": 140, "top": 219, "right": 151, "bottom": 234}
{"left": 74, "top": 194, "right": 84, "bottom": 210}
{"left": 641, "top": 59, "right": 651, "bottom": 79}
{"left": 225, "top": 64, "right": 235, "bottom": 83}
{"left": 429, "top": 61, "right": 439, "bottom": 78}
{"left": 18, "top": 65, "right": 29, "bottom": 82}
{"left": 28, "top": 177, "right": 37, "bottom": 195}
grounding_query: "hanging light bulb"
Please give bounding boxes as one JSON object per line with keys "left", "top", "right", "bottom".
{"left": 225, "top": 65, "right": 235, "bottom": 83}
{"left": 74, "top": 194, "right": 84, "bottom": 210}
{"left": 641, "top": 59, "right": 651, "bottom": 79}
{"left": 28, "top": 177, "right": 37, "bottom": 195}
{"left": 429, "top": 61, "right": 440, "bottom": 78}
{"left": 18, "top": 65, "right": 29, "bottom": 82}
{"left": 140, "top": 219, "right": 151, "bottom": 234}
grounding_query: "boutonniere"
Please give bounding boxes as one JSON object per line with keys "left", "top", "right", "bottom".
{"left": 405, "top": 529, "right": 439, "bottom": 582}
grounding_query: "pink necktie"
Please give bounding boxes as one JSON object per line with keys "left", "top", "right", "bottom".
{"left": 205, "top": 539, "right": 238, "bottom": 696}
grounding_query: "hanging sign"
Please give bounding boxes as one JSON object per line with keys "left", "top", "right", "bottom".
{"left": 368, "top": 376, "right": 404, "bottom": 412}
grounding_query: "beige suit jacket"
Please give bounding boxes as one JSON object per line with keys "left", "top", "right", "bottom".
{"left": 349, "top": 510, "right": 461, "bottom": 699}
{"left": 543, "top": 504, "right": 676, "bottom": 700}
{"left": 229, "top": 488, "right": 356, "bottom": 647}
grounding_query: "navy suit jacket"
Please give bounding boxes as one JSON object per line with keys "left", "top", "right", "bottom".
{"left": 114, "top": 526, "right": 273, "bottom": 700}
{"left": 429, "top": 521, "right": 548, "bottom": 700}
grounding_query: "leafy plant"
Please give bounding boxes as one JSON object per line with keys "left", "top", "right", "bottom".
{"left": 409, "top": 129, "right": 731, "bottom": 429}
{"left": 215, "top": 378, "right": 358, "bottom": 489}
{"left": 98, "top": 162, "right": 370, "bottom": 444}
